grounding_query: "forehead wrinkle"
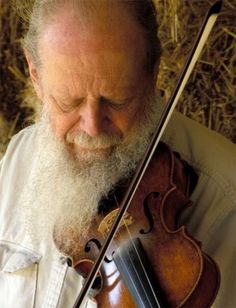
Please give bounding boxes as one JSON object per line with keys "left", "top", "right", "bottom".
{"left": 41, "top": 45, "right": 141, "bottom": 92}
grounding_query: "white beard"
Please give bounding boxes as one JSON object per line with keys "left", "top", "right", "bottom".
{"left": 19, "top": 94, "right": 162, "bottom": 259}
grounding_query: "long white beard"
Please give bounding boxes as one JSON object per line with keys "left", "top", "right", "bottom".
{"left": 19, "top": 94, "right": 162, "bottom": 259}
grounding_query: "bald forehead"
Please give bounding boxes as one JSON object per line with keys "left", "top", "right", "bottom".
{"left": 39, "top": 2, "right": 146, "bottom": 57}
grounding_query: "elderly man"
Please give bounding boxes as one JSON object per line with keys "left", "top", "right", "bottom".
{"left": 0, "top": 0, "right": 235, "bottom": 307}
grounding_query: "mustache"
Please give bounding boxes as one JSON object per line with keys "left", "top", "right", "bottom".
{"left": 66, "top": 132, "right": 122, "bottom": 150}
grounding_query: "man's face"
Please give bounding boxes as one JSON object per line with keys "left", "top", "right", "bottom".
{"left": 28, "top": 6, "right": 156, "bottom": 160}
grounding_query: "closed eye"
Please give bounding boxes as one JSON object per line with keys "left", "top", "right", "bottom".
{"left": 100, "top": 96, "right": 135, "bottom": 111}
{"left": 52, "top": 96, "right": 84, "bottom": 113}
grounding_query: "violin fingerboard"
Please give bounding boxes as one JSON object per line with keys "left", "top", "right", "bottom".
{"left": 113, "top": 238, "right": 165, "bottom": 308}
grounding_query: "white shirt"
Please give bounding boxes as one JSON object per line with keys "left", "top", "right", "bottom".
{"left": 0, "top": 110, "right": 235, "bottom": 307}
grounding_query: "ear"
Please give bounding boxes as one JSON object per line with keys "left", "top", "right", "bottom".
{"left": 25, "top": 54, "right": 43, "bottom": 100}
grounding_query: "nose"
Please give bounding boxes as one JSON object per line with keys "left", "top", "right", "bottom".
{"left": 78, "top": 97, "right": 106, "bottom": 137}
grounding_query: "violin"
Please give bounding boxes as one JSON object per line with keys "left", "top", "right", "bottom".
{"left": 64, "top": 142, "right": 219, "bottom": 307}
{"left": 67, "top": 2, "right": 222, "bottom": 307}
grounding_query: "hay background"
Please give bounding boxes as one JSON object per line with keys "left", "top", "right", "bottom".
{"left": 0, "top": 0, "right": 235, "bottom": 158}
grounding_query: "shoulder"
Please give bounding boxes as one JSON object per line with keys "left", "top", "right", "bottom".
{"left": 162, "top": 110, "right": 236, "bottom": 193}
{"left": 0, "top": 124, "right": 39, "bottom": 181}
{"left": 6, "top": 124, "right": 38, "bottom": 150}
{"left": 2, "top": 125, "right": 38, "bottom": 160}
{"left": 163, "top": 110, "right": 235, "bottom": 169}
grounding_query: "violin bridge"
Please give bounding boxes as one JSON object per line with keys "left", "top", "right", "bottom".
{"left": 98, "top": 209, "right": 135, "bottom": 237}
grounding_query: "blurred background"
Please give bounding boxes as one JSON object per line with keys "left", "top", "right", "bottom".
{"left": 0, "top": 0, "right": 235, "bottom": 158}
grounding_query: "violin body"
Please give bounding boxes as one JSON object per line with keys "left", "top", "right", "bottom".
{"left": 72, "top": 143, "right": 220, "bottom": 307}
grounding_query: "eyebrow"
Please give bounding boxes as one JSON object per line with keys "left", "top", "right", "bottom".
{"left": 52, "top": 93, "right": 136, "bottom": 107}
{"left": 100, "top": 96, "right": 135, "bottom": 103}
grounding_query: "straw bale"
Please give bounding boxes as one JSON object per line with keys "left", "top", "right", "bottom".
{"left": 155, "top": 0, "right": 236, "bottom": 142}
{"left": 0, "top": 0, "right": 35, "bottom": 157}
{"left": 0, "top": 114, "right": 10, "bottom": 159}
{"left": 0, "top": 0, "right": 235, "bottom": 158}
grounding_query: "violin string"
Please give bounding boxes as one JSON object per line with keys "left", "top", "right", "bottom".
{"left": 112, "top": 198, "right": 151, "bottom": 302}
{"left": 122, "top": 219, "right": 161, "bottom": 307}
{"left": 112, "top": 194, "right": 161, "bottom": 307}
{"left": 114, "top": 243, "right": 146, "bottom": 306}
{"left": 113, "top": 225, "right": 150, "bottom": 305}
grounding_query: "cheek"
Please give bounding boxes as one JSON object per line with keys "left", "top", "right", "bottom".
{"left": 45, "top": 99, "right": 80, "bottom": 139}
{"left": 49, "top": 112, "right": 78, "bottom": 139}
{"left": 109, "top": 109, "right": 139, "bottom": 135}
